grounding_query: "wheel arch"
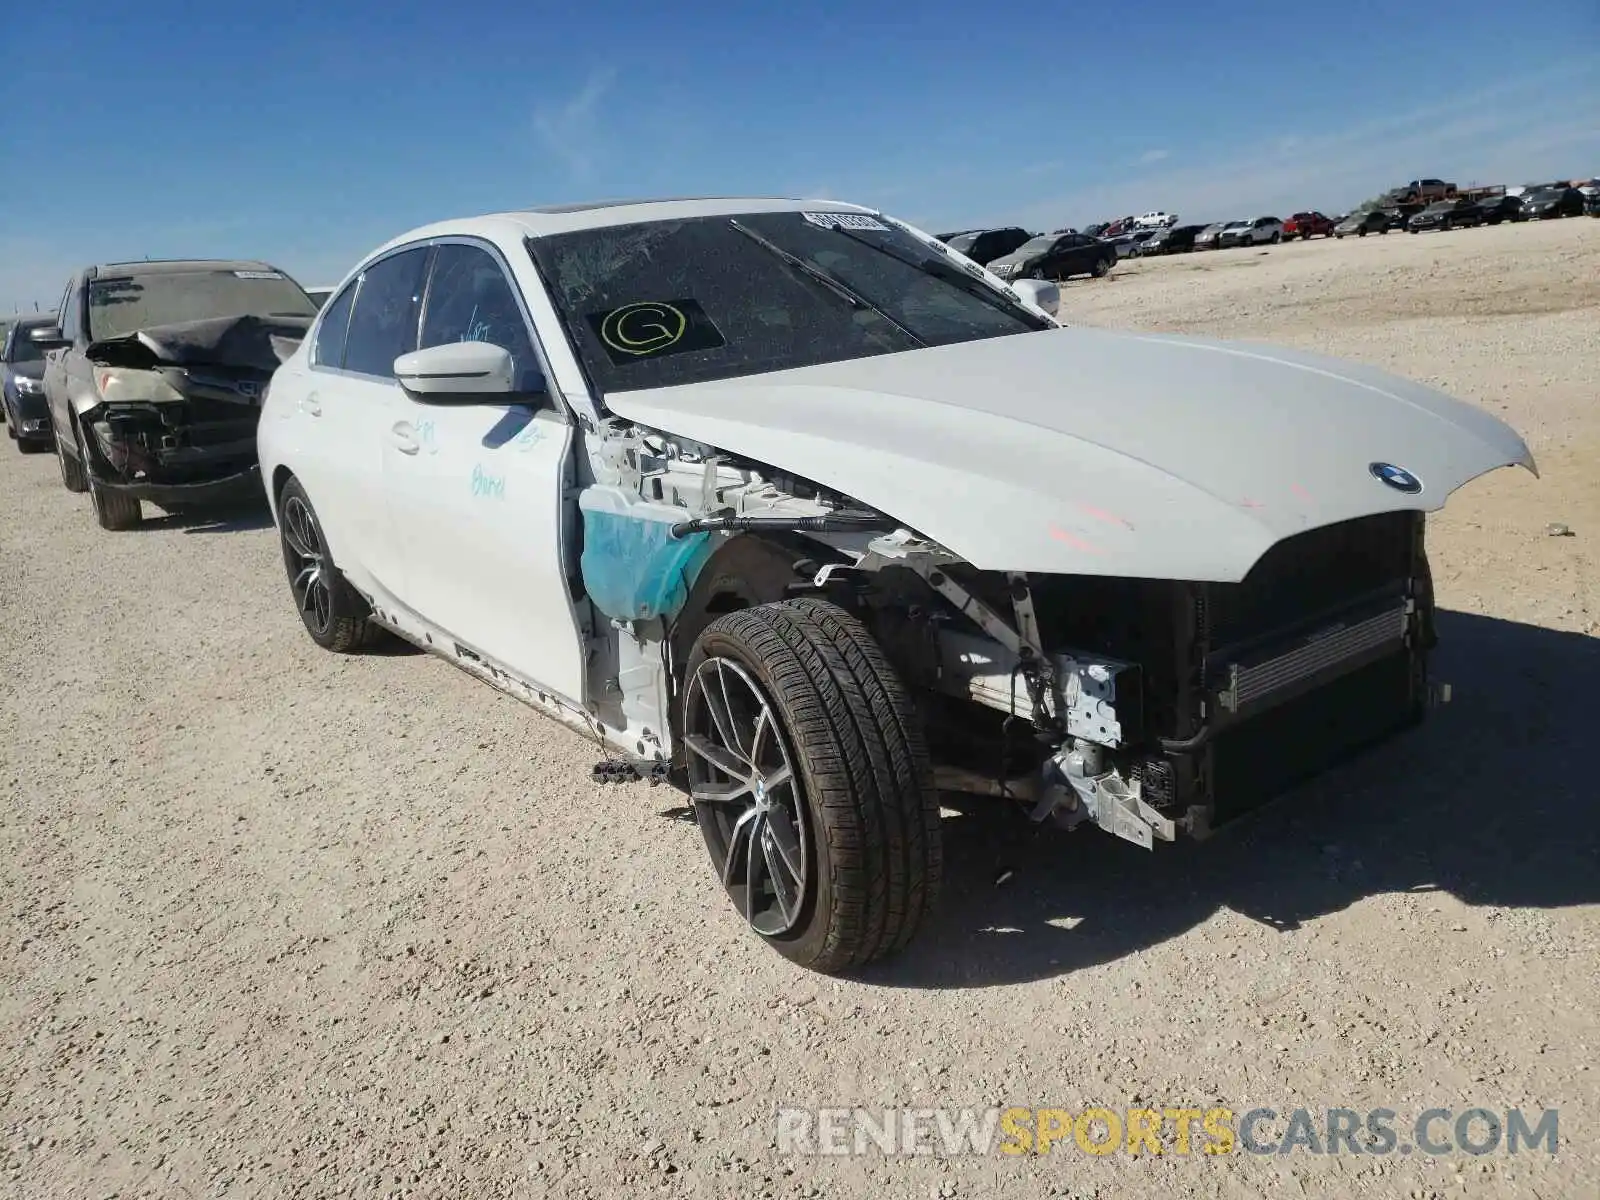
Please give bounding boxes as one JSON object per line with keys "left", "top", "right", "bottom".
{"left": 269, "top": 464, "right": 295, "bottom": 523}
{"left": 662, "top": 533, "right": 840, "bottom": 753}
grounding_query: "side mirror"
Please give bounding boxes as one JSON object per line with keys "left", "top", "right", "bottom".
{"left": 1010, "top": 278, "right": 1060, "bottom": 318}
{"left": 393, "top": 341, "right": 543, "bottom": 404}
{"left": 29, "top": 325, "right": 70, "bottom": 350}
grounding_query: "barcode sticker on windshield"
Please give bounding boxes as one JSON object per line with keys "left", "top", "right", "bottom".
{"left": 233, "top": 270, "right": 285, "bottom": 279}
{"left": 801, "top": 212, "right": 888, "bottom": 232}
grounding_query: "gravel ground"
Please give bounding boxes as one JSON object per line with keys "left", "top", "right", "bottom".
{"left": 3, "top": 217, "right": 1596, "bottom": 1200}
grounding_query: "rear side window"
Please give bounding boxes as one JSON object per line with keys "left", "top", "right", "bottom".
{"left": 312, "top": 283, "right": 356, "bottom": 369}
{"left": 343, "top": 248, "right": 428, "bottom": 378}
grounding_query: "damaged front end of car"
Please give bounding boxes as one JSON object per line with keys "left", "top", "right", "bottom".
{"left": 77, "top": 314, "right": 310, "bottom": 506}
{"left": 847, "top": 513, "right": 1442, "bottom": 848}
{"left": 574, "top": 416, "right": 1458, "bottom": 854}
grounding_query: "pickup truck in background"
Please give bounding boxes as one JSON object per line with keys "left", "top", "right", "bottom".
{"left": 1282, "top": 211, "right": 1336, "bottom": 240}
{"left": 1386, "top": 179, "right": 1458, "bottom": 205}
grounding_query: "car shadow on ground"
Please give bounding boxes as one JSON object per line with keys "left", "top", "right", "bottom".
{"left": 861, "top": 610, "right": 1600, "bottom": 989}
{"left": 146, "top": 499, "right": 277, "bottom": 534}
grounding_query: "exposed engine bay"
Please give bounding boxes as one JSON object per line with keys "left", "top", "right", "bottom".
{"left": 576, "top": 417, "right": 1442, "bottom": 850}
{"left": 77, "top": 314, "right": 309, "bottom": 503}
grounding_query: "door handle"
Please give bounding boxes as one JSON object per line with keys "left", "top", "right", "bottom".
{"left": 301, "top": 391, "right": 322, "bottom": 417}
{"left": 390, "top": 421, "right": 420, "bottom": 455}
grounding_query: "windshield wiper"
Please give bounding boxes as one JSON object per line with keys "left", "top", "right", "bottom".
{"left": 809, "top": 219, "right": 1051, "bottom": 326}
{"left": 728, "top": 219, "right": 925, "bottom": 348}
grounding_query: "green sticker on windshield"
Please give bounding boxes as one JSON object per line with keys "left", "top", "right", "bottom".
{"left": 587, "top": 299, "right": 725, "bottom": 365}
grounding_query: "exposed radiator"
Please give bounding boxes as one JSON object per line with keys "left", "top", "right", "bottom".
{"left": 1216, "top": 601, "right": 1410, "bottom": 715}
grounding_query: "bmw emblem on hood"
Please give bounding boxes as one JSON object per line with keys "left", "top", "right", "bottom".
{"left": 1369, "top": 462, "right": 1423, "bottom": 494}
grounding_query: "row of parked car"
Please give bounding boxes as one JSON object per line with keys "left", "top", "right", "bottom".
{"left": 925, "top": 183, "right": 1599, "bottom": 280}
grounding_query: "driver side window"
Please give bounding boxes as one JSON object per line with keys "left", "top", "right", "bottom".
{"left": 420, "top": 244, "right": 541, "bottom": 394}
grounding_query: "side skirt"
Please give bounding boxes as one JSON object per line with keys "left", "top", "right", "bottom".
{"left": 360, "top": 600, "right": 667, "bottom": 770}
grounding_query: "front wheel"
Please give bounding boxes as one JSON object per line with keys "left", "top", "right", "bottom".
{"left": 56, "top": 429, "right": 87, "bottom": 492}
{"left": 73, "top": 420, "right": 141, "bottom": 530}
{"left": 682, "top": 598, "right": 942, "bottom": 974}
{"left": 277, "top": 477, "right": 382, "bottom": 653}
{"left": 1091, "top": 257, "right": 1111, "bottom": 277}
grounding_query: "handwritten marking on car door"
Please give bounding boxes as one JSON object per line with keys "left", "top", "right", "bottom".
{"left": 511, "top": 422, "right": 545, "bottom": 451}
{"left": 471, "top": 463, "right": 506, "bottom": 499}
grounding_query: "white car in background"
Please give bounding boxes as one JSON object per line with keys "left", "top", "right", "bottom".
{"left": 258, "top": 196, "right": 1532, "bottom": 973}
{"left": 1134, "top": 211, "right": 1178, "bottom": 229}
{"left": 1218, "top": 216, "right": 1285, "bottom": 247}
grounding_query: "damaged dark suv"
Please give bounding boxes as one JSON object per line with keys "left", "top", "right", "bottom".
{"left": 35, "top": 259, "right": 319, "bottom": 529}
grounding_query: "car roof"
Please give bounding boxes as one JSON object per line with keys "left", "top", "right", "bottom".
{"left": 90, "top": 258, "right": 283, "bottom": 277}
{"left": 361, "top": 196, "right": 884, "bottom": 260}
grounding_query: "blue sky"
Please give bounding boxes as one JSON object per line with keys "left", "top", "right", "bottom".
{"left": 2, "top": 0, "right": 1596, "bottom": 311}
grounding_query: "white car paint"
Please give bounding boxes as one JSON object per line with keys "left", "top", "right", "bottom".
{"left": 605, "top": 326, "right": 1535, "bottom": 581}
{"left": 258, "top": 194, "right": 1533, "bottom": 759}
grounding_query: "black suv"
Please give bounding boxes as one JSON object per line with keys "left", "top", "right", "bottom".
{"left": 943, "top": 227, "right": 1034, "bottom": 266}
{"left": 2, "top": 316, "right": 55, "bottom": 452}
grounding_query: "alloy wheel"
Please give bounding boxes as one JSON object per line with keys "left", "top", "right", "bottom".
{"left": 684, "top": 656, "right": 809, "bottom": 936}
{"left": 281, "top": 495, "right": 333, "bottom": 637}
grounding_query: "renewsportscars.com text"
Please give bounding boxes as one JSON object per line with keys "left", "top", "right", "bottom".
{"left": 775, "top": 1105, "right": 1560, "bottom": 1158}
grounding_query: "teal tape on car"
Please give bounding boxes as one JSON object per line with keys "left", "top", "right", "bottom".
{"left": 578, "top": 487, "right": 716, "bottom": 622}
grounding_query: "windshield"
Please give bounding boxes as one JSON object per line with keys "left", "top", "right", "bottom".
{"left": 1424, "top": 201, "right": 1454, "bottom": 213}
{"left": 946, "top": 232, "right": 980, "bottom": 252}
{"left": 87, "top": 269, "right": 317, "bottom": 341}
{"left": 1527, "top": 189, "right": 1562, "bottom": 202}
{"left": 1223, "top": 221, "right": 1249, "bottom": 229}
{"left": 5, "top": 326, "right": 48, "bottom": 363}
{"left": 527, "top": 211, "right": 1052, "bottom": 394}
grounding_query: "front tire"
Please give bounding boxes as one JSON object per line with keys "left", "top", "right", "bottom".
{"left": 277, "top": 476, "right": 382, "bottom": 653}
{"left": 56, "top": 429, "right": 87, "bottom": 493}
{"left": 88, "top": 480, "right": 142, "bottom": 530}
{"left": 682, "top": 598, "right": 942, "bottom": 974}
{"left": 75, "top": 420, "right": 142, "bottom": 530}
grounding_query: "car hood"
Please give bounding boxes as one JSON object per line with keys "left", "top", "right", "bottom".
{"left": 987, "top": 250, "right": 1042, "bottom": 270}
{"left": 604, "top": 328, "right": 1535, "bottom": 581}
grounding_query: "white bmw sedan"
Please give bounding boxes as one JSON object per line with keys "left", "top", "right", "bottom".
{"left": 259, "top": 197, "right": 1529, "bottom": 973}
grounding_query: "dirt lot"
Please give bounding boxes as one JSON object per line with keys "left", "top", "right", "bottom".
{"left": 3, "top": 217, "right": 1596, "bottom": 1200}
